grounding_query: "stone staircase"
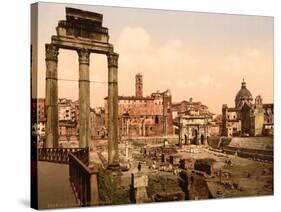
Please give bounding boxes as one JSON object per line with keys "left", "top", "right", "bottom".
{"left": 228, "top": 137, "right": 273, "bottom": 151}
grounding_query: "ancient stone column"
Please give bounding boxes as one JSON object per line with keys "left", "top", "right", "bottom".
{"left": 164, "top": 116, "right": 168, "bottom": 137}
{"left": 142, "top": 121, "right": 146, "bottom": 137}
{"left": 204, "top": 126, "right": 208, "bottom": 145}
{"left": 107, "top": 52, "right": 119, "bottom": 168}
{"left": 138, "top": 123, "right": 142, "bottom": 136}
{"left": 187, "top": 126, "right": 190, "bottom": 145}
{"left": 126, "top": 119, "right": 129, "bottom": 136}
{"left": 45, "top": 44, "right": 59, "bottom": 148}
{"left": 77, "top": 48, "right": 90, "bottom": 148}
{"left": 197, "top": 126, "right": 201, "bottom": 145}
{"left": 179, "top": 119, "right": 183, "bottom": 148}
{"left": 125, "top": 141, "right": 129, "bottom": 160}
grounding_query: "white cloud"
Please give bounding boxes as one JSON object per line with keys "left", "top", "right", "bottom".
{"left": 221, "top": 48, "right": 262, "bottom": 74}
{"left": 176, "top": 74, "right": 222, "bottom": 89}
{"left": 115, "top": 27, "right": 199, "bottom": 79}
{"left": 243, "top": 48, "right": 260, "bottom": 57}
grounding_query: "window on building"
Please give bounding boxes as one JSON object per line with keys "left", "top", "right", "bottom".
{"left": 155, "top": 116, "right": 159, "bottom": 124}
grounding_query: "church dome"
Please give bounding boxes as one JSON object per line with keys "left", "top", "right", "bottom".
{"left": 235, "top": 79, "right": 253, "bottom": 108}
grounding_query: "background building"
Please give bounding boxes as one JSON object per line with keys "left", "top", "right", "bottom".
{"left": 104, "top": 73, "right": 173, "bottom": 138}
{"left": 172, "top": 97, "right": 220, "bottom": 138}
{"left": 58, "top": 98, "right": 78, "bottom": 138}
{"left": 172, "top": 98, "right": 211, "bottom": 119}
{"left": 222, "top": 79, "right": 274, "bottom": 137}
{"left": 178, "top": 114, "right": 212, "bottom": 146}
{"left": 90, "top": 107, "right": 106, "bottom": 139}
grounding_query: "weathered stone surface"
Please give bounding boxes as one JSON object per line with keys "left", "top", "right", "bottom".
{"left": 178, "top": 115, "right": 211, "bottom": 146}
{"left": 107, "top": 52, "right": 119, "bottom": 167}
{"left": 45, "top": 44, "right": 59, "bottom": 148}
{"left": 132, "top": 173, "right": 148, "bottom": 188}
{"left": 77, "top": 48, "right": 90, "bottom": 148}
{"left": 131, "top": 173, "right": 149, "bottom": 203}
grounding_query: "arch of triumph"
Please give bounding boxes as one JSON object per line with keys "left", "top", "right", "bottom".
{"left": 45, "top": 7, "right": 119, "bottom": 167}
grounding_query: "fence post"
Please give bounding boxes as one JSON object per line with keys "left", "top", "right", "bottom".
{"left": 89, "top": 173, "right": 99, "bottom": 206}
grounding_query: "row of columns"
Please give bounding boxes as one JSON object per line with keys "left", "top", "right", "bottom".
{"left": 45, "top": 44, "right": 119, "bottom": 167}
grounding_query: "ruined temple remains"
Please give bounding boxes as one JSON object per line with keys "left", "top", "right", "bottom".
{"left": 45, "top": 7, "right": 119, "bottom": 167}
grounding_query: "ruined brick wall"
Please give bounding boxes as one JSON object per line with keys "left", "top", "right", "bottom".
{"left": 194, "top": 159, "right": 213, "bottom": 176}
{"left": 90, "top": 108, "right": 106, "bottom": 139}
{"left": 179, "top": 171, "right": 210, "bottom": 200}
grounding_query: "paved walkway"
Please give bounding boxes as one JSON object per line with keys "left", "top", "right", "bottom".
{"left": 38, "top": 162, "right": 79, "bottom": 209}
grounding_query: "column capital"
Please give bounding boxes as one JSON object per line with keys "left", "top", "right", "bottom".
{"left": 107, "top": 52, "right": 119, "bottom": 68}
{"left": 77, "top": 48, "right": 90, "bottom": 65}
{"left": 45, "top": 44, "right": 59, "bottom": 62}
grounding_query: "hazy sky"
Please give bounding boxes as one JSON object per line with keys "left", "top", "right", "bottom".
{"left": 36, "top": 2, "right": 273, "bottom": 113}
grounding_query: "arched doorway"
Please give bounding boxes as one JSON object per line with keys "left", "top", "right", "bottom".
{"left": 200, "top": 134, "right": 204, "bottom": 145}
{"left": 192, "top": 128, "right": 198, "bottom": 145}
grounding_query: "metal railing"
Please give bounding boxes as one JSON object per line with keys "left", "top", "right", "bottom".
{"left": 69, "top": 149, "right": 99, "bottom": 206}
{"left": 38, "top": 147, "right": 99, "bottom": 206}
{"left": 38, "top": 148, "right": 85, "bottom": 163}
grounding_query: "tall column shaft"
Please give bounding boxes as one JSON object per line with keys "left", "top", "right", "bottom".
{"left": 142, "top": 121, "right": 146, "bottom": 137}
{"left": 45, "top": 44, "right": 59, "bottom": 148}
{"left": 179, "top": 119, "right": 183, "bottom": 148}
{"left": 164, "top": 116, "right": 167, "bottom": 136}
{"left": 126, "top": 119, "right": 129, "bottom": 136}
{"left": 107, "top": 52, "right": 119, "bottom": 167}
{"left": 187, "top": 126, "right": 190, "bottom": 145}
{"left": 78, "top": 48, "right": 90, "bottom": 148}
{"left": 204, "top": 126, "right": 208, "bottom": 145}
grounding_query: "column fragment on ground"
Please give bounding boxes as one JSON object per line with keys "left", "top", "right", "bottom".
{"left": 78, "top": 48, "right": 90, "bottom": 148}
{"left": 45, "top": 44, "right": 59, "bottom": 148}
{"left": 107, "top": 52, "right": 119, "bottom": 167}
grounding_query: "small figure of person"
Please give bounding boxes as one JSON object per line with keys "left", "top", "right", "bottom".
{"left": 137, "top": 162, "right": 142, "bottom": 172}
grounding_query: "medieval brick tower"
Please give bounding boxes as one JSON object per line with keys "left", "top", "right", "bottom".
{"left": 136, "top": 73, "right": 143, "bottom": 97}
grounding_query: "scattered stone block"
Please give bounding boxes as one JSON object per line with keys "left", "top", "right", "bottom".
{"left": 131, "top": 173, "right": 149, "bottom": 203}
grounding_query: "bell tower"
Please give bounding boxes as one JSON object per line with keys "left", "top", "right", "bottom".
{"left": 136, "top": 73, "right": 143, "bottom": 97}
